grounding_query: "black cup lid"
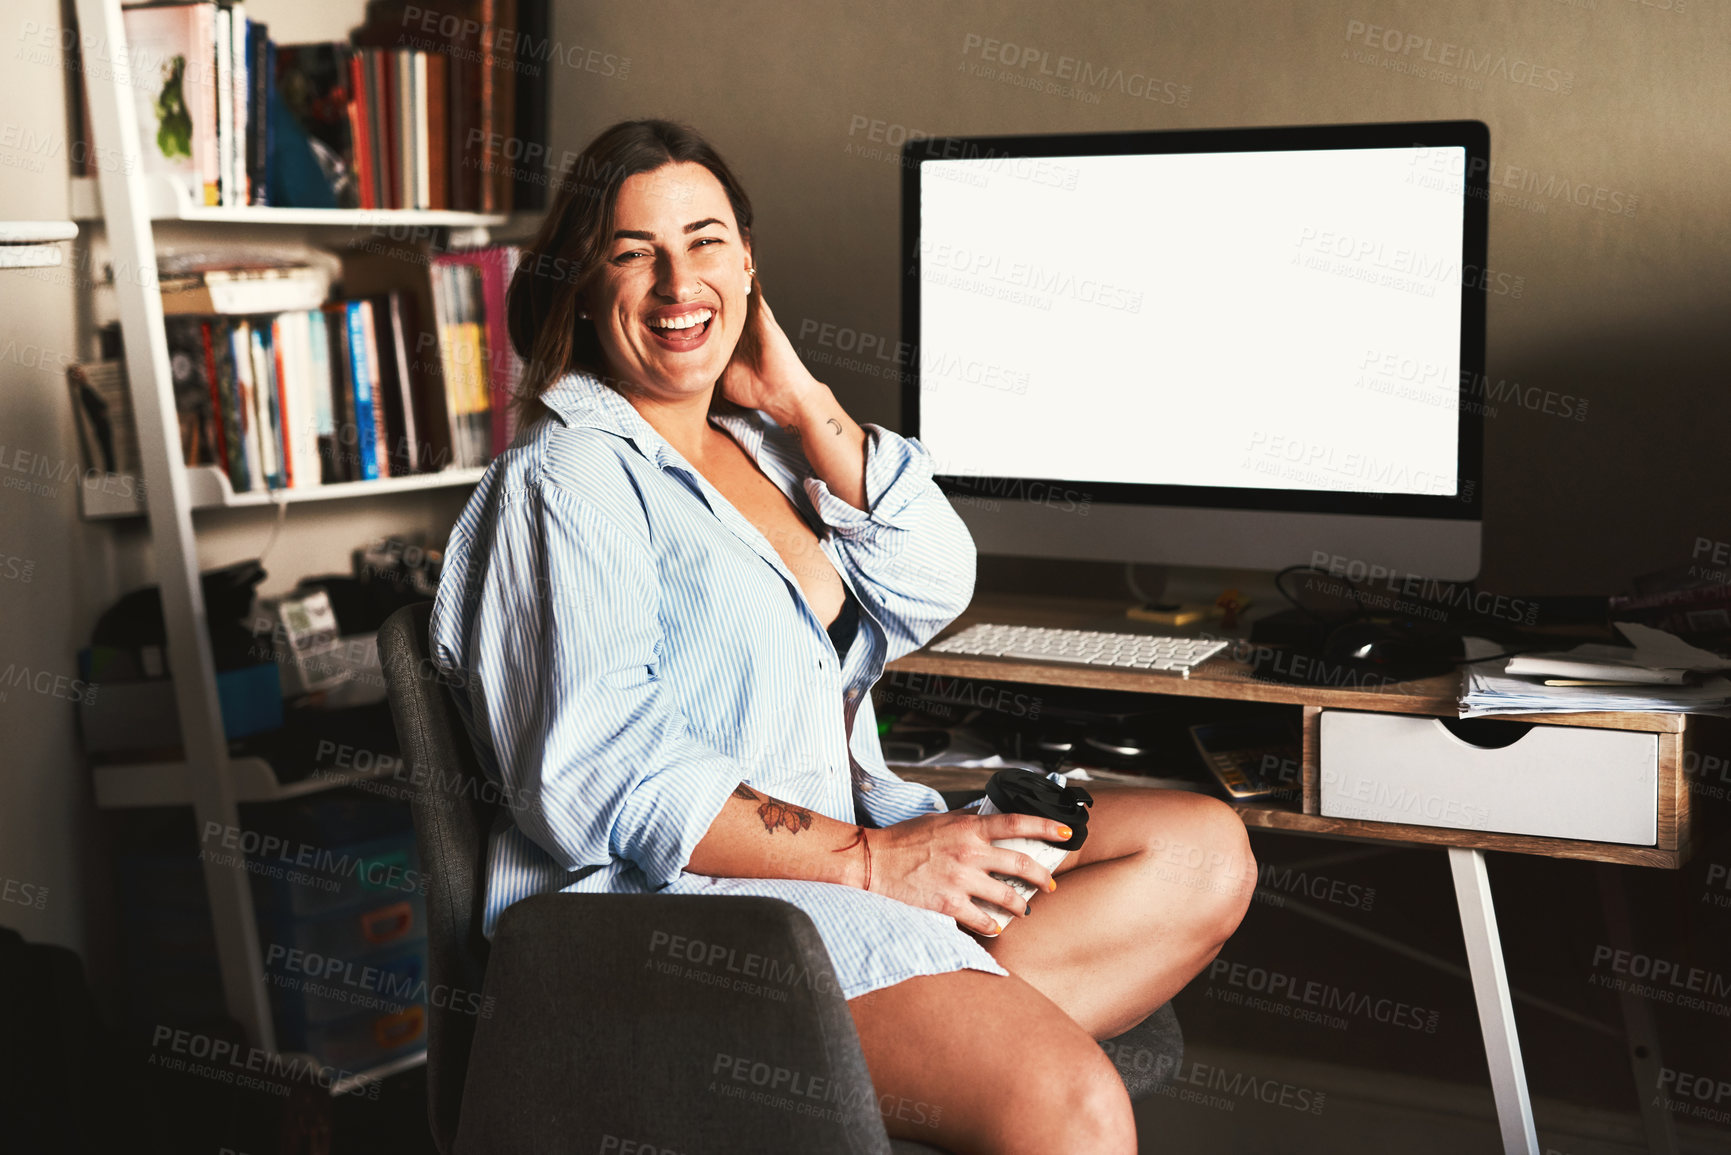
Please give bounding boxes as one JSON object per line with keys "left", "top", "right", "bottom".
{"left": 985, "top": 768, "right": 1093, "bottom": 851}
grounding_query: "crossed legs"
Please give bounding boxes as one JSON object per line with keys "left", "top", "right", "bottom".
{"left": 846, "top": 788, "right": 1256, "bottom": 1154}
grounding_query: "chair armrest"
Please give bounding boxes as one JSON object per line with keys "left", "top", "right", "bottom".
{"left": 454, "top": 893, "right": 892, "bottom": 1155}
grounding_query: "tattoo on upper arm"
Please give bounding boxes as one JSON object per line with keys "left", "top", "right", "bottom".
{"left": 756, "top": 799, "right": 815, "bottom": 834}
{"left": 732, "top": 783, "right": 760, "bottom": 801}
{"left": 826, "top": 418, "right": 842, "bottom": 436}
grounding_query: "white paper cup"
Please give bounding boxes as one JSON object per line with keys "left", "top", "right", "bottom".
{"left": 968, "top": 770, "right": 1093, "bottom": 932}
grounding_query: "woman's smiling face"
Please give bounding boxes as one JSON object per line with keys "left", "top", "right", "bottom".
{"left": 584, "top": 161, "right": 752, "bottom": 401}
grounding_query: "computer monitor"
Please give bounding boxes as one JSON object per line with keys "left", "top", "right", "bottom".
{"left": 902, "top": 121, "right": 1489, "bottom": 582}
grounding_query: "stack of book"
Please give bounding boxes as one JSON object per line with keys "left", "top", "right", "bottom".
{"left": 68, "top": 361, "right": 143, "bottom": 477}
{"left": 131, "top": 242, "right": 524, "bottom": 491}
{"left": 1461, "top": 622, "right": 1731, "bottom": 717}
{"left": 117, "top": 0, "right": 273, "bottom": 207}
{"left": 99, "top": 0, "right": 549, "bottom": 213}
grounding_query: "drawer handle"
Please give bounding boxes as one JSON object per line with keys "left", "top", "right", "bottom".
{"left": 361, "top": 902, "right": 414, "bottom": 944}
{"left": 1436, "top": 717, "right": 1535, "bottom": 749}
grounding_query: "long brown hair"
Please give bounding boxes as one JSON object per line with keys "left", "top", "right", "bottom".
{"left": 506, "top": 119, "right": 758, "bottom": 429}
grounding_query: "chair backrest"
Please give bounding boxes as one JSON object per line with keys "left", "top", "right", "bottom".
{"left": 377, "top": 603, "right": 498, "bottom": 1154}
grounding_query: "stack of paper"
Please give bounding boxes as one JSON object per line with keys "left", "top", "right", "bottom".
{"left": 1461, "top": 623, "right": 1731, "bottom": 717}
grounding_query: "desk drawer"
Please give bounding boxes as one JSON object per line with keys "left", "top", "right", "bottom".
{"left": 1319, "top": 711, "right": 1658, "bottom": 845}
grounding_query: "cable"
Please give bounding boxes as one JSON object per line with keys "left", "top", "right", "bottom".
{"left": 1123, "top": 562, "right": 1158, "bottom": 606}
{"left": 256, "top": 487, "right": 290, "bottom": 571}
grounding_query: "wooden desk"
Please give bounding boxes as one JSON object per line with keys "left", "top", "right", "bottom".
{"left": 884, "top": 592, "right": 1724, "bottom": 1155}
{"left": 888, "top": 592, "right": 1709, "bottom": 868}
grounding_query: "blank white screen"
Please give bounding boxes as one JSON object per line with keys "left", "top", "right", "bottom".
{"left": 918, "top": 147, "right": 1465, "bottom": 496}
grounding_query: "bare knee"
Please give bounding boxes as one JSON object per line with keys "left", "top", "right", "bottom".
{"left": 1144, "top": 794, "right": 1257, "bottom": 946}
{"left": 1021, "top": 1045, "right": 1136, "bottom": 1155}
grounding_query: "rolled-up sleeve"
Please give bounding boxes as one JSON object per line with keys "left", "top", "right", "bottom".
{"left": 464, "top": 482, "right": 742, "bottom": 891}
{"left": 802, "top": 425, "right": 976, "bottom": 662}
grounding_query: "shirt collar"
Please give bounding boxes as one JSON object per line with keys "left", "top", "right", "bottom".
{"left": 539, "top": 371, "right": 764, "bottom": 471}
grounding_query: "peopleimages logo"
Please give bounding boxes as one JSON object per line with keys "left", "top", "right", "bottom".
{"left": 960, "top": 33, "right": 1192, "bottom": 106}
{"left": 201, "top": 820, "right": 427, "bottom": 896}
{"left": 1343, "top": 20, "right": 1575, "bottom": 95}
{"left": 1208, "top": 958, "right": 1440, "bottom": 1033}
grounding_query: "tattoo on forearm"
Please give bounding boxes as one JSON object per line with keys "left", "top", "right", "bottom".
{"left": 732, "top": 783, "right": 760, "bottom": 801}
{"left": 826, "top": 418, "right": 842, "bottom": 436}
{"left": 757, "top": 799, "right": 815, "bottom": 834}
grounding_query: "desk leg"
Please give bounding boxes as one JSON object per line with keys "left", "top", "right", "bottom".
{"left": 1449, "top": 847, "right": 1540, "bottom": 1155}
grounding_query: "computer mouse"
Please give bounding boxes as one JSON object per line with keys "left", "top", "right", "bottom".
{"left": 1323, "top": 621, "right": 1464, "bottom": 673}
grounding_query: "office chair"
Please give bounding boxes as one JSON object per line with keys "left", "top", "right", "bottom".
{"left": 379, "top": 603, "right": 1180, "bottom": 1154}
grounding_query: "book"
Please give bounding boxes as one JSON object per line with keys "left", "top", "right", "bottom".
{"left": 199, "top": 320, "right": 230, "bottom": 473}
{"left": 230, "top": 4, "right": 250, "bottom": 205}
{"left": 66, "top": 362, "right": 141, "bottom": 479}
{"left": 270, "top": 315, "right": 293, "bottom": 488}
{"left": 426, "top": 52, "right": 449, "bottom": 211}
{"left": 397, "top": 49, "right": 417, "bottom": 212}
{"left": 358, "top": 299, "right": 392, "bottom": 477}
{"left": 346, "top": 51, "right": 375, "bottom": 209}
{"left": 272, "top": 43, "right": 361, "bottom": 209}
{"left": 159, "top": 265, "right": 331, "bottom": 314}
{"left": 412, "top": 50, "right": 430, "bottom": 211}
{"left": 215, "top": 6, "right": 233, "bottom": 205}
{"left": 163, "top": 316, "right": 220, "bottom": 465}
{"left": 288, "top": 311, "right": 323, "bottom": 487}
{"left": 344, "top": 300, "right": 381, "bottom": 480}
{"left": 247, "top": 321, "right": 283, "bottom": 488}
{"left": 229, "top": 319, "right": 263, "bottom": 490}
{"left": 375, "top": 50, "right": 398, "bottom": 209}
{"left": 368, "top": 293, "right": 420, "bottom": 474}
{"left": 304, "top": 312, "right": 337, "bottom": 482}
{"left": 439, "top": 246, "right": 522, "bottom": 454}
{"left": 336, "top": 240, "right": 457, "bottom": 471}
{"left": 246, "top": 19, "right": 271, "bottom": 204}
{"left": 486, "top": 0, "right": 516, "bottom": 213}
{"left": 431, "top": 259, "right": 489, "bottom": 467}
{"left": 353, "top": 0, "right": 526, "bottom": 214}
{"left": 512, "top": 0, "right": 549, "bottom": 211}
{"left": 121, "top": 1, "right": 221, "bottom": 207}
{"left": 210, "top": 318, "right": 251, "bottom": 491}
{"left": 321, "top": 305, "right": 359, "bottom": 480}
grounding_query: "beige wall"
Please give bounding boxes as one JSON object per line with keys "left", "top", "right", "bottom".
{"left": 4, "top": 0, "right": 1726, "bottom": 967}
{"left": 557, "top": 0, "right": 1731, "bottom": 593}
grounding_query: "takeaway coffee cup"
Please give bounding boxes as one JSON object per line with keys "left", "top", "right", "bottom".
{"left": 970, "top": 768, "right": 1093, "bottom": 932}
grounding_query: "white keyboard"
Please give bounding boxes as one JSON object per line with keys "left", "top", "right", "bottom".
{"left": 929, "top": 623, "right": 1231, "bottom": 677}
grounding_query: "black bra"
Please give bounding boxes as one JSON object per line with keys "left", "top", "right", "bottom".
{"left": 826, "top": 587, "right": 860, "bottom": 661}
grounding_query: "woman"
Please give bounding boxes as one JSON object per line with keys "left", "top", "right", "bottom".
{"left": 431, "top": 120, "right": 1255, "bottom": 1155}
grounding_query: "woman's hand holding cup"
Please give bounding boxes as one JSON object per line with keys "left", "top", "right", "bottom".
{"left": 864, "top": 809, "right": 1068, "bottom": 937}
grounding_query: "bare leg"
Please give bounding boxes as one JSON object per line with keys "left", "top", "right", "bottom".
{"left": 983, "top": 788, "right": 1256, "bottom": 1039}
{"left": 847, "top": 967, "right": 1136, "bottom": 1155}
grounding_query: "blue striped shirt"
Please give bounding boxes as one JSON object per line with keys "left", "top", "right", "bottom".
{"left": 430, "top": 371, "right": 1009, "bottom": 998}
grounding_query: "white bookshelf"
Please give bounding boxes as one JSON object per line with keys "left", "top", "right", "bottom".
{"left": 0, "top": 220, "right": 76, "bottom": 267}
{"left": 70, "top": 174, "right": 510, "bottom": 228}
{"left": 92, "top": 754, "right": 413, "bottom": 809}
{"left": 80, "top": 463, "right": 489, "bottom": 519}
{"left": 73, "top": 0, "right": 495, "bottom": 1067}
